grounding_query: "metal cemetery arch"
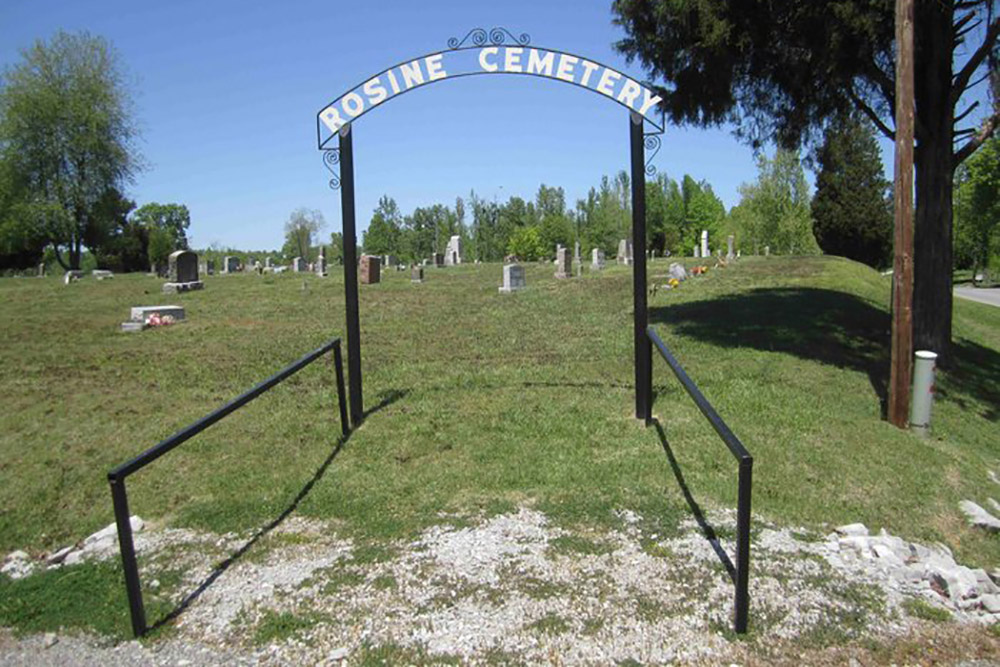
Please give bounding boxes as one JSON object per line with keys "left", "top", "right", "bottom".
{"left": 317, "top": 27, "right": 661, "bottom": 428}
{"left": 316, "top": 26, "right": 752, "bottom": 636}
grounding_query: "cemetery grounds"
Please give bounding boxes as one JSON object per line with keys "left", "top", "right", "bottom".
{"left": 1, "top": 256, "right": 999, "bottom": 664}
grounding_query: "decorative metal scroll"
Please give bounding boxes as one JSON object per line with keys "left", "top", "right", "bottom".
{"left": 447, "top": 27, "right": 530, "bottom": 50}
{"left": 644, "top": 130, "right": 663, "bottom": 177}
{"left": 323, "top": 149, "right": 341, "bottom": 190}
{"left": 315, "top": 29, "right": 666, "bottom": 150}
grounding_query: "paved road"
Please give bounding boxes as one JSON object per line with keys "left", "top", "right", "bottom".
{"left": 955, "top": 286, "right": 1000, "bottom": 308}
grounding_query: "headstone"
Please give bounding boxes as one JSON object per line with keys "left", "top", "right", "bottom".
{"left": 37, "top": 263, "right": 45, "bottom": 278}
{"left": 383, "top": 254, "right": 398, "bottom": 268}
{"left": 764, "top": 245, "right": 770, "bottom": 257}
{"left": 292, "top": 257, "right": 305, "bottom": 273}
{"left": 617, "top": 239, "right": 633, "bottom": 266}
{"left": 223, "top": 256, "right": 239, "bottom": 274}
{"left": 264, "top": 257, "right": 273, "bottom": 269}
{"left": 694, "top": 246, "right": 699, "bottom": 258}
{"left": 554, "top": 246, "right": 571, "bottom": 279}
{"left": 444, "top": 235, "right": 462, "bottom": 266}
{"left": 591, "top": 248, "right": 605, "bottom": 270}
{"left": 574, "top": 242, "right": 582, "bottom": 277}
{"left": 316, "top": 247, "right": 328, "bottom": 277}
{"left": 431, "top": 252, "right": 444, "bottom": 267}
{"left": 168, "top": 250, "right": 198, "bottom": 283}
{"left": 499, "top": 264, "right": 526, "bottom": 293}
{"left": 668, "top": 262, "right": 688, "bottom": 282}
{"left": 360, "top": 255, "right": 381, "bottom": 284}
{"left": 122, "top": 305, "right": 185, "bottom": 332}
{"left": 737, "top": 250, "right": 741, "bottom": 259}
{"left": 63, "top": 270, "right": 84, "bottom": 285}
{"left": 726, "top": 235, "right": 735, "bottom": 261}
{"left": 92, "top": 270, "right": 114, "bottom": 280}
{"left": 164, "top": 250, "right": 204, "bottom": 294}
{"left": 411, "top": 264, "right": 424, "bottom": 283}
{"left": 700, "top": 230, "right": 709, "bottom": 259}
{"left": 206, "top": 259, "right": 215, "bottom": 275}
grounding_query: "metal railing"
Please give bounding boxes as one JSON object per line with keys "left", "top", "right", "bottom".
{"left": 645, "top": 326, "right": 754, "bottom": 634}
{"left": 107, "top": 337, "right": 349, "bottom": 637}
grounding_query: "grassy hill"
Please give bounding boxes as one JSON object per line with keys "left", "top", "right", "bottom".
{"left": 0, "top": 256, "right": 997, "bottom": 572}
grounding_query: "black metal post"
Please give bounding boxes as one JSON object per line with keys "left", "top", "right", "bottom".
{"left": 339, "top": 125, "right": 363, "bottom": 425}
{"left": 734, "top": 457, "right": 753, "bottom": 634}
{"left": 630, "top": 113, "right": 649, "bottom": 420}
{"left": 333, "top": 339, "right": 349, "bottom": 436}
{"left": 109, "top": 476, "right": 145, "bottom": 637}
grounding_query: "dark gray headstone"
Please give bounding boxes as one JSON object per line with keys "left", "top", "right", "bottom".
{"left": 169, "top": 250, "right": 199, "bottom": 283}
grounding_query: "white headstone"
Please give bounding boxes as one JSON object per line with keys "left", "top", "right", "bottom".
{"left": 554, "top": 246, "right": 571, "bottom": 279}
{"left": 444, "top": 235, "right": 463, "bottom": 266}
{"left": 499, "top": 264, "right": 526, "bottom": 293}
{"left": 700, "top": 230, "right": 709, "bottom": 259}
{"left": 617, "top": 239, "right": 633, "bottom": 266}
{"left": 591, "top": 248, "right": 605, "bottom": 270}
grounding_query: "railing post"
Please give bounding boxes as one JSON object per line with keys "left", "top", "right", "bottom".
{"left": 109, "top": 475, "right": 146, "bottom": 637}
{"left": 333, "top": 339, "right": 349, "bottom": 436}
{"left": 734, "top": 457, "right": 753, "bottom": 634}
{"left": 630, "top": 112, "right": 649, "bottom": 420}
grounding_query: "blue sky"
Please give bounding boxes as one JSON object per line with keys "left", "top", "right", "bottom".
{"left": 0, "top": 0, "right": 945, "bottom": 251}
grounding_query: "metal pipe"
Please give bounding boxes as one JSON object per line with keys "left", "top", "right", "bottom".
{"left": 339, "top": 125, "right": 364, "bottom": 425}
{"left": 334, "top": 339, "right": 349, "bottom": 436}
{"left": 110, "top": 477, "right": 146, "bottom": 637}
{"left": 646, "top": 327, "right": 752, "bottom": 462}
{"left": 734, "top": 458, "right": 753, "bottom": 634}
{"left": 109, "top": 338, "right": 342, "bottom": 480}
{"left": 909, "top": 350, "right": 938, "bottom": 437}
{"left": 630, "top": 112, "right": 649, "bottom": 420}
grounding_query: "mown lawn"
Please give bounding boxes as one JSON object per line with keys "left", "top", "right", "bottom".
{"left": 0, "top": 255, "right": 997, "bottom": 576}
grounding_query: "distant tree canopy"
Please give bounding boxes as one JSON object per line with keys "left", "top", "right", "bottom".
{"left": 731, "top": 149, "right": 819, "bottom": 256}
{"left": 812, "top": 115, "right": 893, "bottom": 269}
{"left": 282, "top": 207, "right": 325, "bottom": 262}
{"left": 0, "top": 31, "right": 142, "bottom": 270}
{"left": 954, "top": 136, "right": 1000, "bottom": 275}
{"left": 612, "top": 0, "right": 1000, "bottom": 353}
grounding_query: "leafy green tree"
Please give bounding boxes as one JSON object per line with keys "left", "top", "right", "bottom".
{"left": 363, "top": 195, "right": 402, "bottom": 255}
{"left": 0, "top": 31, "right": 141, "bottom": 270}
{"left": 131, "top": 202, "right": 190, "bottom": 250}
{"left": 612, "top": 0, "right": 1000, "bottom": 352}
{"left": 954, "top": 136, "right": 1000, "bottom": 276}
{"left": 535, "top": 184, "right": 573, "bottom": 252}
{"left": 812, "top": 115, "right": 893, "bottom": 269}
{"left": 507, "top": 225, "right": 547, "bottom": 260}
{"left": 329, "top": 231, "right": 344, "bottom": 264}
{"left": 282, "top": 207, "right": 325, "bottom": 261}
{"left": 147, "top": 226, "right": 173, "bottom": 273}
{"left": 737, "top": 149, "right": 819, "bottom": 255}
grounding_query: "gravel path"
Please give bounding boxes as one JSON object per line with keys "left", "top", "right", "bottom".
{"left": 2, "top": 508, "right": 999, "bottom": 665}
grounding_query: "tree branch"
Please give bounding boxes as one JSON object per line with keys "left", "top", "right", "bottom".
{"left": 955, "top": 110, "right": 1000, "bottom": 164}
{"left": 954, "top": 100, "right": 980, "bottom": 124}
{"left": 848, "top": 86, "right": 895, "bottom": 141}
{"left": 952, "top": 16, "right": 1000, "bottom": 104}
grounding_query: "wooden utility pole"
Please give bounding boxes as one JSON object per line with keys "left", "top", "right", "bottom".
{"left": 889, "top": 0, "right": 915, "bottom": 428}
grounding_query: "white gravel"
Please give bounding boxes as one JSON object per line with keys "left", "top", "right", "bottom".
{"left": 2, "top": 507, "right": 998, "bottom": 664}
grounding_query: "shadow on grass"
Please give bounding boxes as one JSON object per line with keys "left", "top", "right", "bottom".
{"left": 940, "top": 339, "right": 1000, "bottom": 422}
{"left": 651, "top": 286, "right": 1000, "bottom": 422}
{"left": 147, "top": 388, "right": 409, "bottom": 634}
{"left": 651, "top": 418, "right": 736, "bottom": 581}
{"left": 651, "top": 287, "right": 892, "bottom": 414}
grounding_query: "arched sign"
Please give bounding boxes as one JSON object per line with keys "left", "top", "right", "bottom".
{"left": 317, "top": 27, "right": 654, "bottom": 437}
{"left": 316, "top": 27, "right": 664, "bottom": 149}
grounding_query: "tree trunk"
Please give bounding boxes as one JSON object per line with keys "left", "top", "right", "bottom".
{"left": 912, "top": 1, "right": 954, "bottom": 359}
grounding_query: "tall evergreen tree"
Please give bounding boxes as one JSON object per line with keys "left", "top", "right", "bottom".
{"left": 812, "top": 115, "right": 893, "bottom": 269}
{"left": 613, "top": 0, "right": 1000, "bottom": 353}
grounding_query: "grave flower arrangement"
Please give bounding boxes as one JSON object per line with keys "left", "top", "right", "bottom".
{"left": 145, "top": 313, "right": 176, "bottom": 327}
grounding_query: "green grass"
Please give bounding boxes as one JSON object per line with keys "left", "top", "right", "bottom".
{"left": 0, "top": 561, "right": 173, "bottom": 639}
{"left": 252, "top": 608, "right": 328, "bottom": 645}
{"left": 902, "top": 598, "right": 952, "bottom": 622}
{"left": 1, "top": 257, "right": 999, "bottom": 637}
